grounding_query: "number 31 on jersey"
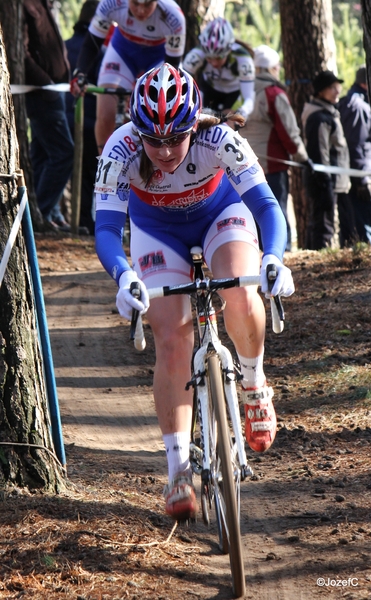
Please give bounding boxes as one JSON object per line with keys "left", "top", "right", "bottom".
{"left": 95, "top": 157, "right": 122, "bottom": 194}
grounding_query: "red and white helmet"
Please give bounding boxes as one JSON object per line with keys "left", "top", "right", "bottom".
{"left": 199, "top": 17, "right": 235, "bottom": 58}
{"left": 130, "top": 63, "right": 201, "bottom": 136}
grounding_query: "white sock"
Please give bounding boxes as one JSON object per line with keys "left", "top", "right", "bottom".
{"left": 238, "top": 351, "right": 266, "bottom": 389}
{"left": 163, "top": 432, "right": 190, "bottom": 482}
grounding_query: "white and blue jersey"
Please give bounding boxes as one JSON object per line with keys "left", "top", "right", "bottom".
{"left": 95, "top": 121, "right": 287, "bottom": 285}
{"left": 90, "top": 0, "right": 185, "bottom": 72}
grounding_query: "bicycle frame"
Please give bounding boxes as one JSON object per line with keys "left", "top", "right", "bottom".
{"left": 188, "top": 248, "right": 251, "bottom": 482}
{"left": 130, "top": 246, "right": 284, "bottom": 598}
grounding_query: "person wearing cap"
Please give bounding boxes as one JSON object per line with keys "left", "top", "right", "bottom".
{"left": 239, "top": 44, "right": 308, "bottom": 252}
{"left": 301, "top": 70, "right": 350, "bottom": 250}
{"left": 338, "top": 65, "right": 371, "bottom": 244}
{"left": 70, "top": 0, "right": 186, "bottom": 151}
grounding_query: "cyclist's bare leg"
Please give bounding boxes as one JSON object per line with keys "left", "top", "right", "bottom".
{"left": 211, "top": 240, "right": 276, "bottom": 451}
{"left": 95, "top": 91, "right": 119, "bottom": 153}
{"left": 210, "top": 240, "right": 265, "bottom": 359}
{"left": 146, "top": 294, "right": 194, "bottom": 435}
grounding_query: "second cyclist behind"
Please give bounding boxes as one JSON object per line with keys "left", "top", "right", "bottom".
{"left": 183, "top": 16, "right": 255, "bottom": 124}
{"left": 70, "top": 0, "right": 186, "bottom": 151}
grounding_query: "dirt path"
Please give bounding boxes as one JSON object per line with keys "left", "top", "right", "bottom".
{"left": 37, "top": 237, "right": 371, "bottom": 600}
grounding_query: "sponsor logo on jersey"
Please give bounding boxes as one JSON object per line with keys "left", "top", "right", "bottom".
{"left": 150, "top": 169, "right": 165, "bottom": 186}
{"left": 217, "top": 217, "right": 246, "bottom": 231}
{"left": 139, "top": 251, "right": 167, "bottom": 274}
{"left": 105, "top": 62, "right": 120, "bottom": 72}
{"left": 131, "top": 170, "right": 223, "bottom": 209}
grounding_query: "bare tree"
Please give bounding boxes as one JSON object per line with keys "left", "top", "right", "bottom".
{"left": 279, "top": 0, "right": 336, "bottom": 248}
{"left": 0, "top": 23, "right": 66, "bottom": 492}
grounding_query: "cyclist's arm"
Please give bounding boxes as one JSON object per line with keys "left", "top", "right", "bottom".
{"left": 182, "top": 48, "right": 205, "bottom": 76}
{"left": 95, "top": 209, "right": 130, "bottom": 284}
{"left": 241, "top": 183, "right": 287, "bottom": 259}
{"left": 235, "top": 55, "right": 255, "bottom": 120}
{"left": 237, "top": 80, "right": 255, "bottom": 120}
{"left": 214, "top": 127, "right": 287, "bottom": 258}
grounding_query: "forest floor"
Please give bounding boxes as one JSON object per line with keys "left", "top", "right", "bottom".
{"left": 0, "top": 234, "right": 371, "bottom": 599}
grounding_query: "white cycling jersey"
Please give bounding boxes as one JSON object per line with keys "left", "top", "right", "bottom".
{"left": 89, "top": 0, "right": 185, "bottom": 58}
{"left": 183, "top": 43, "right": 255, "bottom": 93}
{"left": 95, "top": 120, "right": 264, "bottom": 216}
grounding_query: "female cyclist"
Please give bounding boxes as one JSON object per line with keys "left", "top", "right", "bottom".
{"left": 94, "top": 64, "right": 294, "bottom": 521}
{"left": 70, "top": 0, "right": 186, "bottom": 150}
{"left": 183, "top": 16, "right": 255, "bottom": 122}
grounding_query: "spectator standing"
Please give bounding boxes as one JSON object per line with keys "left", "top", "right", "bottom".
{"left": 183, "top": 17, "right": 255, "bottom": 122}
{"left": 70, "top": 0, "right": 186, "bottom": 152}
{"left": 301, "top": 70, "right": 350, "bottom": 250}
{"left": 239, "top": 45, "right": 308, "bottom": 252}
{"left": 65, "top": 0, "right": 100, "bottom": 235}
{"left": 338, "top": 66, "right": 371, "bottom": 244}
{"left": 23, "top": 0, "right": 74, "bottom": 231}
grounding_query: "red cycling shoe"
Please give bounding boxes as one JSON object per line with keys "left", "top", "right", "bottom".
{"left": 164, "top": 471, "right": 198, "bottom": 521}
{"left": 242, "top": 385, "right": 276, "bottom": 452}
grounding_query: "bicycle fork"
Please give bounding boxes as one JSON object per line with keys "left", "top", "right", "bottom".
{"left": 190, "top": 342, "right": 253, "bottom": 481}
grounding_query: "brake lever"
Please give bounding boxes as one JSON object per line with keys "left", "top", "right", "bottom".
{"left": 129, "top": 281, "right": 140, "bottom": 341}
{"left": 267, "top": 264, "right": 285, "bottom": 333}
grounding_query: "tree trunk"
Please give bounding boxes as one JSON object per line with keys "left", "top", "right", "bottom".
{"left": 0, "top": 1, "right": 44, "bottom": 232}
{"left": 362, "top": 0, "right": 371, "bottom": 99}
{"left": 0, "top": 23, "right": 66, "bottom": 492}
{"left": 279, "top": 0, "right": 335, "bottom": 248}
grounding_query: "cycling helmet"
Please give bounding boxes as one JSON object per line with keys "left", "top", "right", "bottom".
{"left": 130, "top": 63, "right": 201, "bottom": 136}
{"left": 199, "top": 17, "right": 235, "bottom": 57}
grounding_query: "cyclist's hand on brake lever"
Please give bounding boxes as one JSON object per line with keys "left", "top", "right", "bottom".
{"left": 116, "top": 270, "right": 150, "bottom": 320}
{"left": 70, "top": 70, "right": 88, "bottom": 97}
{"left": 260, "top": 254, "right": 295, "bottom": 298}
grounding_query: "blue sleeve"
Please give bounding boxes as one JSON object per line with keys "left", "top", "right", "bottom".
{"left": 95, "top": 209, "right": 130, "bottom": 285}
{"left": 241, "top": 182, "right": 287, "bottom": 259}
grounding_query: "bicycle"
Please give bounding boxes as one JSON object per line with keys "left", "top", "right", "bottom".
{"left": 130, "top": 247, "right": 284, "bottom": 599}
{"left": 85, "top": 86, "right": 132, "bottom": 129}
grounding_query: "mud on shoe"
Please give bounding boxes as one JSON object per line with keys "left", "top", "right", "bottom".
{"left": 242, "top": 385, "right": 276, "bottom": 452}
{"left": 164, "top": 471, "right": 198, "bottom": 521}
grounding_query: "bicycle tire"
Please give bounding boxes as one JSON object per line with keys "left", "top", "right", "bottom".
{"left": 207, "top": 354, "right": 246, "bottom": 599}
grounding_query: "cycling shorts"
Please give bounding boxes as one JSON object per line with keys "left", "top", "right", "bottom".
{"left": 130, "top": 201, "right": 259, "bottom": 287}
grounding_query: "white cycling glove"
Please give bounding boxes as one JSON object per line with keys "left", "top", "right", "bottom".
{"left": 260, "top": 254, "right": 295, "bottom": 298}
{"left": 116, "top": 270, "right": 150, "bottom": 320}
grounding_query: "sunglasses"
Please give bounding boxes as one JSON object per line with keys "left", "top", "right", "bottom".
{"left": 139, "top": 129, "right": 192, "bottom": 148}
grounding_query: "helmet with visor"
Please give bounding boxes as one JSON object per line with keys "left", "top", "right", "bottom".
{"left": 130, "top": 63, "right": 201, "bottom": 137}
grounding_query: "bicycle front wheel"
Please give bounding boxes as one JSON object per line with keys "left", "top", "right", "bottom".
{"left": 207, "top": 354, "right": 246, "bottom": 599}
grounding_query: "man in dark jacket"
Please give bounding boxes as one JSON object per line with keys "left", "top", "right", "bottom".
{"left": 301, "top": 70, "right": 350, "bottom": 250}
{"left": 24, "top": 0, "right": 74, "bottom": 230}
{"left": 65, "top": 0, "right": 100, "bottom": 235}
{"left": 338, "top": 66, "right": 371, "bottom": 244}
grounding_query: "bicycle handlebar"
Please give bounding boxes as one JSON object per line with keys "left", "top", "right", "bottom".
{"left": 130, "top": 268, "right": 285, "bottom": 351}
{"left": 85, "top": 85, "right": 132, "bottom": 97}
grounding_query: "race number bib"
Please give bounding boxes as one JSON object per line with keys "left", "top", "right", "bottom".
{"left": 95, "top": 157, "right": 123, "bottom": 194}
{"left": 215, "top": 135, "right": 257, "bottom": 171}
